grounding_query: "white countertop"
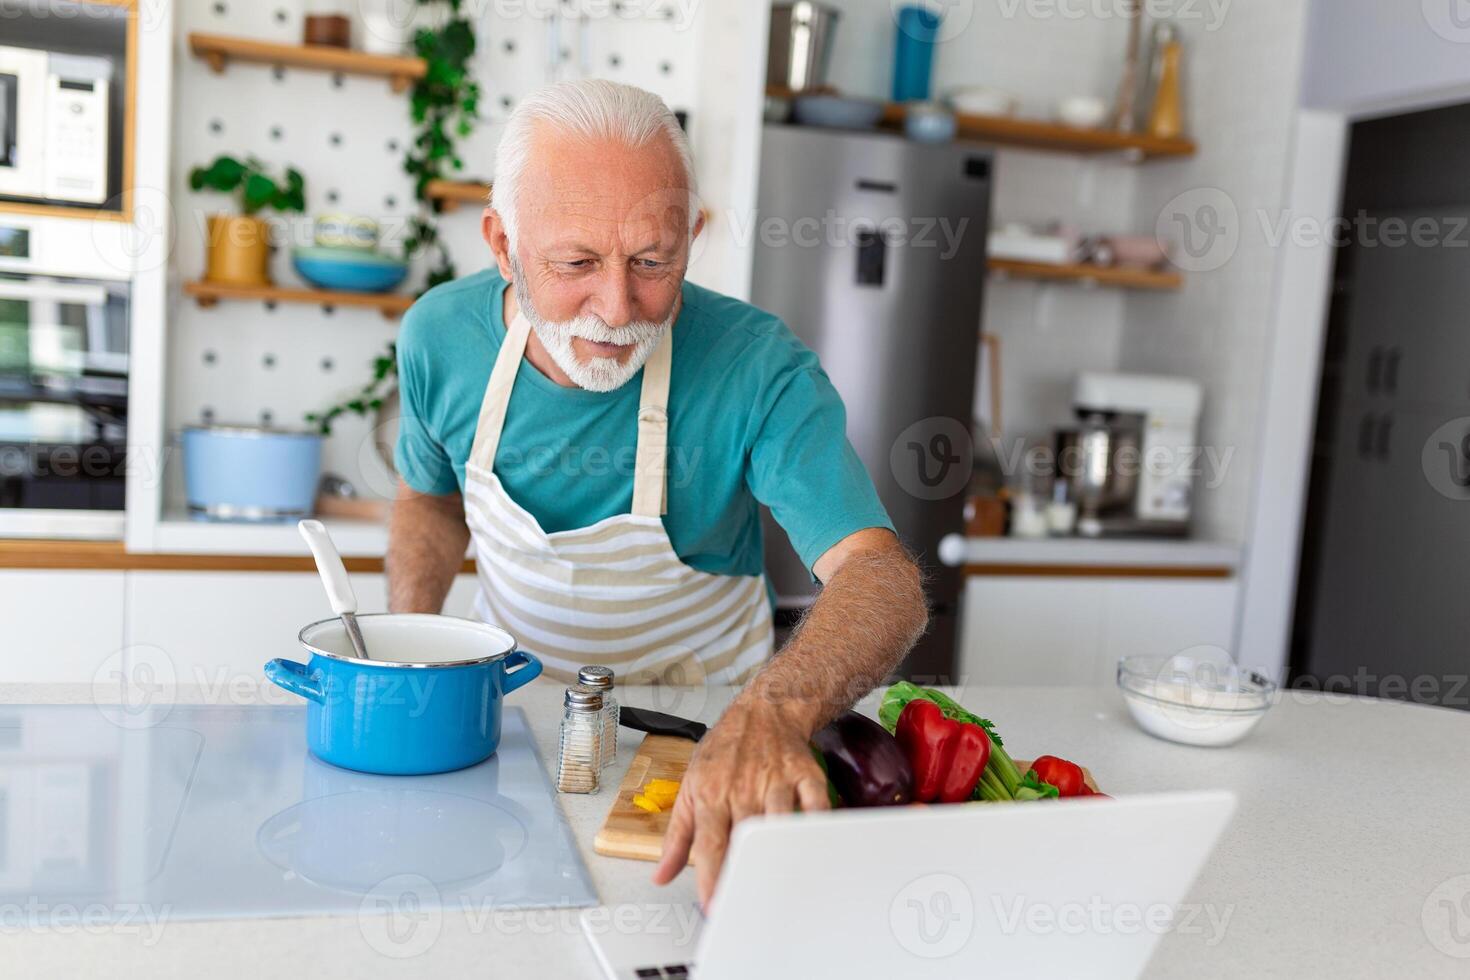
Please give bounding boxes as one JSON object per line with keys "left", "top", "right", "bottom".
{"left": 957, "top": 536, "right": 1241, "bottom": 569}
{"left": 4, "top": 680, "right": 1467, "bottom": 978}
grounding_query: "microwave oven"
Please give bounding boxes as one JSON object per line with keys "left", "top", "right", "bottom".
{"left": 0, "top": 45, "right": 111, "bottom": 206}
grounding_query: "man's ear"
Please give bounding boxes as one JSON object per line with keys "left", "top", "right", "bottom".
{"left": 482, "top": 207, "right": 515, "bottom": 280}
{"left": 691, "top": 207, "right": 707, "bottom": 244}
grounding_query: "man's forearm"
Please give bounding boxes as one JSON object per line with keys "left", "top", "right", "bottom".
{"left": 386, "top": 481, "right": 471, "bottom": 613}
{"left": 735, "top": 539, "right": 928, "bottom": 736}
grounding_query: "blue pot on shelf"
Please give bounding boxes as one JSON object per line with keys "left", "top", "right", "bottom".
{"left": 265, "top": 614, "right": 544, "bottom": 776}
{"left": 183, "top": 424, "right": 322, "bottom": 522}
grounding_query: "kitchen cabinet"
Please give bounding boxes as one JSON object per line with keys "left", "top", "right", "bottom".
{"left": 0, "top": 571, "right": 126, "bottom": 683}
{"left": 960, "top": 576, "right": 1239, "bottom": 687}
{"left": 122, "top": 572, "right": 481, "bottom": 683}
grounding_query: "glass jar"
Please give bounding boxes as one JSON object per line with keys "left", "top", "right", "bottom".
{"left": 556, "top": 684, "right": 603, "bottom": 794}
{"left": 577, "top": 665, "right": 618, "bottom": 770}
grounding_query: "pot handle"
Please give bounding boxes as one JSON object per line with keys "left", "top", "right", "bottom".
{"left": 264, "top": 658, "right": 325, "bottom": 703}
{"left": 501, "top": 650, "right": 543, "bottom": 695}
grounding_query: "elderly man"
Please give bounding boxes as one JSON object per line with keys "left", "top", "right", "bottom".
{"left": 386, "top": 79, "right": 928, "bottom": 903}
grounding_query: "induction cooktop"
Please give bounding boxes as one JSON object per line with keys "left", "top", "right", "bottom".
{"left": 0, "top": 704, "right": 596, "bottom": 928}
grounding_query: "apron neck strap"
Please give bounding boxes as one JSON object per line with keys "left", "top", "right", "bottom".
{"left": 468, "top": 309, "right": 533, "bottom": 468}
{"left": 468, "top": 306, "right": 673, "bottom": 519}
{"left": 631, "top": 328, "right": 672, "bottom": 518}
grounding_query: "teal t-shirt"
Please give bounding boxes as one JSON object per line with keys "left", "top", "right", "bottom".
{"left": 394, "top": 269, "right": 893, "bottom": 578}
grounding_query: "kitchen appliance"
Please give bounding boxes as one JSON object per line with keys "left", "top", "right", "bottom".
{"left": 582, "top": 790, "right": 1237, "bottom": 980}
{"left": 267, "top": 613, "right": 544, "bottom": 775}
{"left": 1056, "top": 372, "right": 1203, "bottom": 537}
{"left": 751, "top": 125, "right": 992, "bottom": 679}
{"left": 181, "top": 423, "right": 323, "bottom": 521}
{"left": 0, "top": 45, "right": 112, "bottom": 206}
{"left": 766, "top": 2, "right": 839, "bottom": 93}
{"left": 0, "top": 217, "right": 130, "bottom": 537}
{"left": 0, "top": 704, "right": 595, "bottom": 923}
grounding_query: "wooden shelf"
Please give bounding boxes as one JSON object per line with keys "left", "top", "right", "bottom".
{"left": 987, "top": 258, "right": 1183, "bottom": 291}
{"left": 0, "top": 537, "right": 476, "bottom": 574}
{"left": 183, "top": 280, "right": 415, "bottom": 318}
{"left": 879, "top": 103, "right": 1195, "bottom": 161}
{"left": 188, "top": 32, "right": 427, "bottom": 92}
{"left": 425, "top": 179, "right": 492, "bottom": 212}
{"left": 0, "top": 200, "right": 132, "bottom": 223}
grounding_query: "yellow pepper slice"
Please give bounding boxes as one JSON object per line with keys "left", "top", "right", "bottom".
{"left": 632, "top": 793, "right": 662, "bottom": 814}
{"left": 643, "top": 778, "right": 680, "bottom": 808}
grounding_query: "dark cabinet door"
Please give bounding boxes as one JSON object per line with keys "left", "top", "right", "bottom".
{"left": 1301, "top": 398, "right": 1397, "bottom": 683}
{"left": 1342, "top": 209, "right": 1470, "bottom": 411}
{"left": 1304, "top": 405, "right": 1470, "bottom": 702}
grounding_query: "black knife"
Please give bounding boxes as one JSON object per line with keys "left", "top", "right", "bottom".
{"left": 619, "top": 705, "right": 707, "bottom": 742}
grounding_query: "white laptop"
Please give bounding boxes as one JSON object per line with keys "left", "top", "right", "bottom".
{"left": 581, "top": 790, "right": 1235, "bottom": 980}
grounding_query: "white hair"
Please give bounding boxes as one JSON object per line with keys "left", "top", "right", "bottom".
{"left": 491, "top": 79, "right": 697, "bottom": 249}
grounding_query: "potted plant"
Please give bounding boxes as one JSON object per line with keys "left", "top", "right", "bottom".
{"left": 188, "top": 155, "right": 306, "bottom": 287}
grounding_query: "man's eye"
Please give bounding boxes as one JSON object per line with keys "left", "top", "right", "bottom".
{"left": 561, "top": 259, "right": 593, "bottom": 270}
{"left": 635, "top": 258, "right": 664, "bottom": 270}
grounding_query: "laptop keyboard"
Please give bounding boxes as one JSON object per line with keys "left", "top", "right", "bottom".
{"left": 633, "top": 965, "right": 691, "bottom": 978}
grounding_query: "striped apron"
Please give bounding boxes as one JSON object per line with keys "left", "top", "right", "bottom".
{"left": 463, "top": 311, "right": 775, "bottom": 685}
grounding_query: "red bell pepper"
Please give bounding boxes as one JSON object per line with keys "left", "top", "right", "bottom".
{"left": 1030, "top": 755, "right": 1086, "bottom": 798}
{"left": 895, "top": 698, "right": 992, "bottom": 804}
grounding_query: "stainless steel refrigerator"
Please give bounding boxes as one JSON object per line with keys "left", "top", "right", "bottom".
{"left": 750, "top": 124, "right": 992, "bottom": 680}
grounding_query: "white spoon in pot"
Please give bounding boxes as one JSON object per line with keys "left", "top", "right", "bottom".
{"left": 298, "top": 519, "right": 372, "bottom": 661}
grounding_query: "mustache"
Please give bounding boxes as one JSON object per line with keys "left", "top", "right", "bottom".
{"left": 563, "top": 315, "right": 667, "bottom": 348}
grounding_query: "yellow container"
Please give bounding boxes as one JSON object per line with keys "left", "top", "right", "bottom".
{"left": 204, "top": 213, "right": 273, "bottom": 286}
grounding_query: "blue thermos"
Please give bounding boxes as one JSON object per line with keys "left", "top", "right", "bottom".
{"left": 893, "top": 5, "right": 942, "bottom": 103}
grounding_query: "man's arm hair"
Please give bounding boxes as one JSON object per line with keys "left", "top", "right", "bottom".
{"left": 735, "top": 527, "right": 929, "bottom": 735}
{"left": 386, "top": 479, "right": 471, "bottom": 613}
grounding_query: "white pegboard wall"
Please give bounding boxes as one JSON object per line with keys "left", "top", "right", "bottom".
{"left": 165, "top": 0, "right": 706, "bottom": 511}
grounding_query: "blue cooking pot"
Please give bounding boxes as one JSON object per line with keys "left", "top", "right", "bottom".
{"left": 265, "top": 613, "right": 542, "bottom": 775}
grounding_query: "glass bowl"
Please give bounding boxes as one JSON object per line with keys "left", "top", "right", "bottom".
{"left": 1116, "top": 654, "right": 1277, "bottom": 747}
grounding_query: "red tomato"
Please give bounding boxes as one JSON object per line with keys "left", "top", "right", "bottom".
{"left": 1030, "top": 755, "right": 1085, "bottom": 797}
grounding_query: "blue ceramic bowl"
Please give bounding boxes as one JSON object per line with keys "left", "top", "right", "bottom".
{"left": 292, "top": 245, "right": 408, "bottom": 293}
{"left": 265, "top": 614, "right": 543, "bottom": 775}
{"left": 792, "top": 94, "right": 885, "bottom": 130}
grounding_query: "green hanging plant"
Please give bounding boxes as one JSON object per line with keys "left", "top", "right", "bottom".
{"left": 402, "top": 0, "right": 481, "bottom": 291}
{"left": 306, "top": 1, "right": 480, "bottom": 435}
{"left": 305, "top": 344, "right": 398, "bottom": 436}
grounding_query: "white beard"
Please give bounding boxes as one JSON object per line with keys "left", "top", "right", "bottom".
{"left": 513, "top": 276, "right": 673, "bottom": 392}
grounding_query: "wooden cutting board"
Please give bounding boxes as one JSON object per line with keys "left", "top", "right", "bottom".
{"left": 593, "top": 734, "right": 696, "bottom": 862}
{"left": 592, "top": 735, "right": 1102, "bottom": 864}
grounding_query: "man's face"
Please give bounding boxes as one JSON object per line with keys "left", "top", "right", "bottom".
{"left": 499, "top": 124, "right": 697, "bottom": 372}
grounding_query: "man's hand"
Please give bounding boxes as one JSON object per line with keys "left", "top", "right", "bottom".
{"left": 650, "top": 528, "right": 927, "bottom": 908}
{"left": 651, "top": 699, "right": 830, "bottom": 907}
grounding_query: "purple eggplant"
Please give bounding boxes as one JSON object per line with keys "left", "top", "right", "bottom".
{"left": 811, "top": 711, "right": 914, "bottom": 807}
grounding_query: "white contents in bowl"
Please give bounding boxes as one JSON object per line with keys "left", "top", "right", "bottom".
{"left": 1117, "top": 655, "right": 1275, "bottom": 747}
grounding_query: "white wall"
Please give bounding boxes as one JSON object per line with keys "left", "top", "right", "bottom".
{"left": 1117, "top": 1, "right": 1312, "bottom": 545}
{"left": 1300, "top": 0, "right": 1470, "bottom": 114}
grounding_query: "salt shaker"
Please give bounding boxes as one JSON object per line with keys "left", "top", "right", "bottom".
{"left": 556, "top": 684, "right": 603, "bottom": 794}
{"left": 577, "top": 665, "right": 618, "bottom": 769}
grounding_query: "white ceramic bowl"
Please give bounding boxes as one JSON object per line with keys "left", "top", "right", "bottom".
{"left": 1056, "top": 95, "right": 1109, "bottom": 129}
{"left": 946, "top": 86, "right": 1018, "bottom": 117}
{"left": 1117, "top": 654, "right": 1276, "bottom": 747}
